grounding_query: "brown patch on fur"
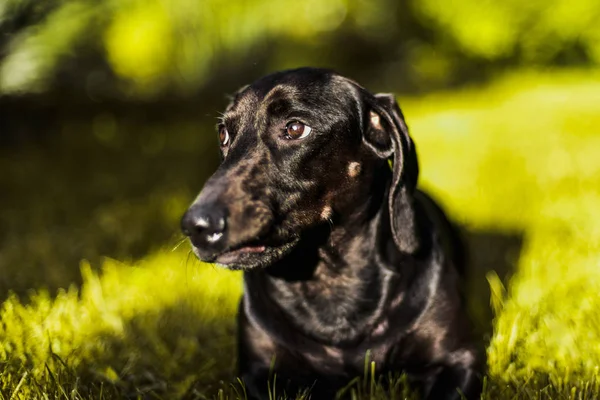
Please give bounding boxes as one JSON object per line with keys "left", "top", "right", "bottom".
{"left": 221, "top": 156, "right": 274, "bottom": 245}
{"left": 371, "top": 319, "right": 389, "bottom": 337}
{"left": 302, "top": 255, "right": 364, "bottom": 301}
{"left": 321, "top": 206, "right": 333, "bottom": 221}
{"left": 369, "top": 110, "right": 382, "bottom": 129}
{"left": 348, "top": 161, "right": 361, "bottom": 178}
{"left": 303, "top": 345, "right": 345, "bottom": 373}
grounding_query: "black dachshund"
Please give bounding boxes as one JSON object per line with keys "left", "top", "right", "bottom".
{"left": 181, "top": 68, "right": 484, "bottom": 399}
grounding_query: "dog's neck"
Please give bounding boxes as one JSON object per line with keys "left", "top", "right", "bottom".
{"left": 265, "top": 164, "right": 393, "bottom": 280}
{"left": 247, "top": 167, "right": 418, "bottom": 345}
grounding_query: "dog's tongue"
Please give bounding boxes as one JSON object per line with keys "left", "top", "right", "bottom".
{"left": 238, "top": 246, "right": 266, "bottom": 253}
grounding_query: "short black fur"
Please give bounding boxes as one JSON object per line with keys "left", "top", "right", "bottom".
{"left": 181, "top": 67, "right": 485, "bottom": 399}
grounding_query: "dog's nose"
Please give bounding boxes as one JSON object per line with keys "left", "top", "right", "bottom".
{"left": 181, "top": 204, "right": 227, "bottom": 248}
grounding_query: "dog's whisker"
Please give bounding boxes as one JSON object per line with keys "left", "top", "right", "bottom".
{"left": 171, "top": 236, "right": 188, "bottom": 252}
{"left": 327, "top": 218, "right": 334, "bottom": 233}
{"left": 184, "top": 249, "right": 194, "bottom": 268}
{"left": 184, "top": 250, "right": 191, "bottom": 291}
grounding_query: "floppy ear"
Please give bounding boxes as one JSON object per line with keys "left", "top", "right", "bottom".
{"left": 363, "top": 92, "right": 420, "bottom": 254}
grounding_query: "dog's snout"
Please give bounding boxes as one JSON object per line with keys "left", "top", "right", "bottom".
{"left": 181, "top": 204, "right": 228, "bottom": 250}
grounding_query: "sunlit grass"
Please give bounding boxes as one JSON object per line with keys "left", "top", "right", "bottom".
{"left": 0, "top": 252, "right": 243, "bottom": 399}
{"left": 1, "top": 70, "right": 600, "bottom": 398}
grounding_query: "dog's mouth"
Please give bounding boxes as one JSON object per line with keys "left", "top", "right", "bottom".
{"left": 215, "top": 244, "right": 266, "bottom": 265}
{"left": 192, "top": 237, "right": 300, "bottom": 270}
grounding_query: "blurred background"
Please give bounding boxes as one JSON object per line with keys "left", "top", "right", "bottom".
{"left": 2, "top": 1, "right": 600, "bottom": 397}
{"left": 1, "top": 0, "right": 599, "bottom": 302}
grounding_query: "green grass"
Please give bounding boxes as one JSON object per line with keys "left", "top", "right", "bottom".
{"left": 2, "top": 69, "right": 600, "bottom": 398}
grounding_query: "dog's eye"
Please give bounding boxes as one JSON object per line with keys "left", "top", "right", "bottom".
{"left": 285, "top": 121, "right": 312, "bottom": 140}
{"left": 219, "top": 127, "right": 230, "bottom": 146}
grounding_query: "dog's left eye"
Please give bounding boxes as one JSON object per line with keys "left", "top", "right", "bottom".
{"left": 219, "top": 127, "right": 230, "bottom": 146}
{"left": 285, "top": 121, "right": 312, "bottom": 140}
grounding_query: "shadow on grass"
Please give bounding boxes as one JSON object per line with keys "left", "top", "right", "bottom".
{"left": 71, "top": 299, "right": 417, "bottom": 400}
{"left": 62, "top": 301, "right": 237, "bottom": 399}
{"left": 462, "top": 228, "right": 524, "bottom": 337}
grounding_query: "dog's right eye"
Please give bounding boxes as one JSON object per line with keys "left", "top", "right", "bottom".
{"left": 285, "top": 121, "right": 312, "bottom": 140}
{"left": 219, "top": 127, "right": 230, "bottom": 146}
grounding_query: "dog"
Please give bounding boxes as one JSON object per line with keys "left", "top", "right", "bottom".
{"left": 181, "top": 67, "right": 484, "bottom": 399}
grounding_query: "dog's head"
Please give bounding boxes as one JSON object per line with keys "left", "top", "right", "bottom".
{"left": 181, "top": 67, "right": 419, "bottom": 269}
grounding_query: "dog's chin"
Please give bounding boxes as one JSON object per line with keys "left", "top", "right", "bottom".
{"left": 192, "top": 238, "right": 300, "bottom": 271}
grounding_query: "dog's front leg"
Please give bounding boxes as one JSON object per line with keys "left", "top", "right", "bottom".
{"left": 425, "top": 348, "right": 483, "bottom": 400}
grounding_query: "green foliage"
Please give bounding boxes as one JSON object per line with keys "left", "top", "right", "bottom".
{"left": 1, "top": 70, "right": 600, "bottom": 398}
{"left": 1, "top": 0, "right": 599, "bottom": 95}
{"left": 414, "top": 0, "right": 600, "bottom": 62}
{"left": 0, "top": 1, "right": 96, "bottom": 93}
{"left": 0, "top": 0, "right": 354, "bottom": 95}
